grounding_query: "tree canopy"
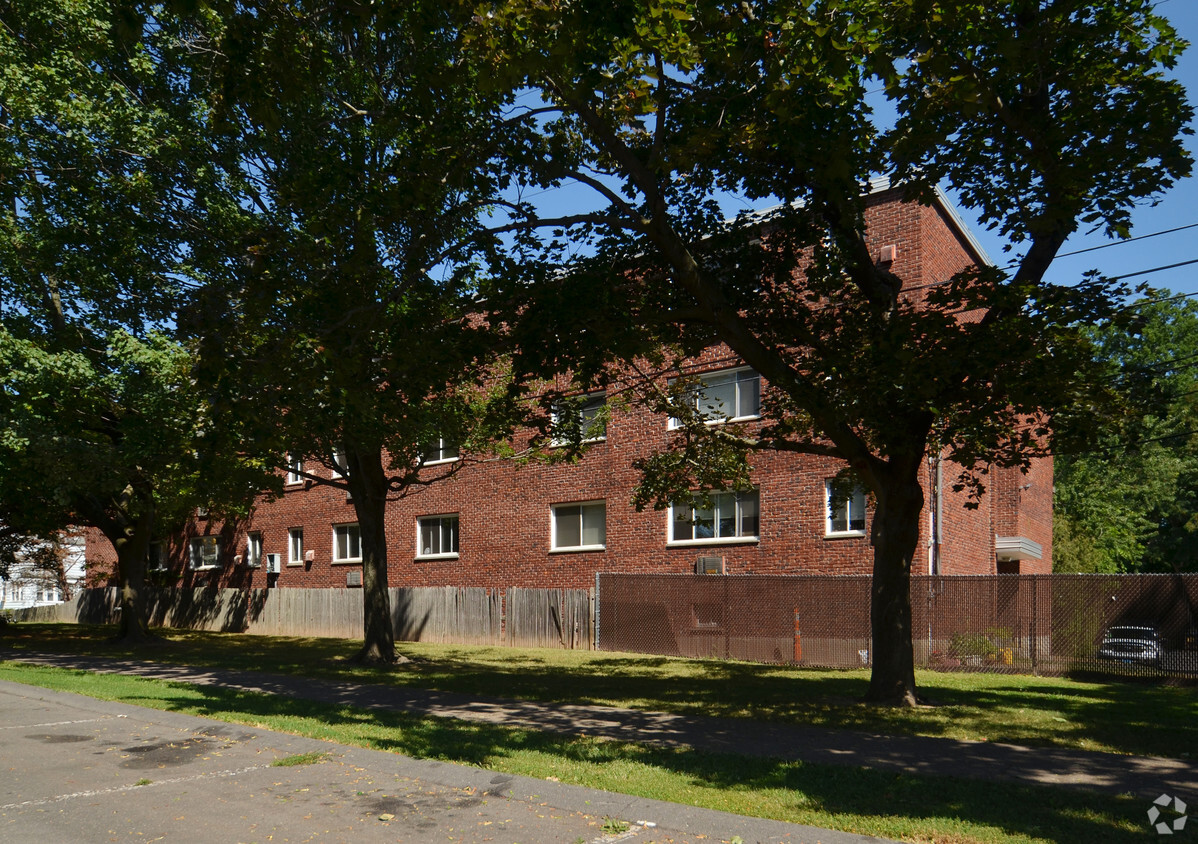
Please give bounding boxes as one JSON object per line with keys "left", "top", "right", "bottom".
{"left": 1, "top": 0, "right": 1191, "bottom": 697}
{"left": 181, "top": 0, "right": 525, "bottom": 661}
{"left": 1055, "top": 291, "right": 1198, "bottom": 574}
{"left": 0, "top": 0, "right": 271, "bottom": 637}
{"left": 468, "top": 0, "right": 1193, "bottom": 703}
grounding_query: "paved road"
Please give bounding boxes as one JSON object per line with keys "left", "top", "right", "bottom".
{"left": 0, "top": 680, "right": 886, "bottom": 844}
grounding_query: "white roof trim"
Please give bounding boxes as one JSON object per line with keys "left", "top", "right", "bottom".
{"left": 930, "top": 185, "right": 995, "bottom": 268}
{"left": 729, "top": 175, "right": 994, "bottom": 268}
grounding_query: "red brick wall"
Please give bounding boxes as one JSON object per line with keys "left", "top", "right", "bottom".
{"left": 86, "top": 191, "right": 1050, "bottom": 590}
{"left": 128, "top": 411, "right": 1051, "bottom": 591}
{"left": 84, "top": 530, "right": 117, "bottom": 586}
{"left": 991, "top": 458, "right": 1054, "bottom": 574}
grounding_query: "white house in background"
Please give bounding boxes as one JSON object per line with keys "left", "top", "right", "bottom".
{"left": 0, "top": 531, "right": 86, "bottom": 610}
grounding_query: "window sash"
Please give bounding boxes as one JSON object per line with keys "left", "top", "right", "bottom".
{"left": 189, "top": 536, "right": 221, "bottom": 569}
{"left": 671, "top": 491, "right": 759, "bottom": 541}
{"left": 286, "top": 454, "right": 303, "bottom": 484}
{"left": 827, "top": 483, "right": 867, "bottom": 534}
{"left": 288, "top": 528, "right": 304, "bottom": 564}
{"left": 333, "top": 524, "right": 361, "bottom": 561}
{"left": 671, "top": 369, "right": 760, "bottom": 427}
{"left": 551, "top": 394, "right": 607, "bottom": 444}
{"left": 246, "top": 533, "right": 262, "bottom": 567}
{"left": 422, "top": 438, "right": 459, "bottom": 464}
{"left": 418, "top": 516, "right": 459, "bottom": 557}
{"left": 552, "top": 502, "right": 606, "bottom": 549}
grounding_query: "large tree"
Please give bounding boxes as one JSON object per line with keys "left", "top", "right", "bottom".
{"left": 0, "top": 0, "right": 270, "bottom": 639}
{"left": 1055, "top": 290, "right": 1198, "bottom": 573}
{"left": 185, "top": 1, "right": 523, "bottom": 662}
{"left": 471, "top": 0, "right": 1192, "bottom": 704}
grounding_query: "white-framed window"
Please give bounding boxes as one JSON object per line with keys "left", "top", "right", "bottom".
{"left": 189, "top": 536, "right": 221, "bottom": 570}
{"left": 331, "top": 450, "right": 347, "bottom": 478}
{"left": 670, "top": 490, "right": 759, "bottom": 544}
{"left": 417, "top": 514, "right": 459, "bottom": 559}
{"left": 551, "top": 501, "right": 606, "bottom": 551}
{"left": 551, "top": 393, "right": 607, "bottom": 445}
{"left": 332, "top": 523, "right": 361, "bottom": 563}
{"left": 421, "top": 437, "right": 459, "bottom": 465}
{"left": 826, "top": 481, "right": 867, "bottom": 536}
{"left": 148, "top": 542, "right": 166, "bottom": 571}
{"left": 246, "top": 532, "right": 263, "bottom": 568}
{"left": 669, "top": 368, "right": 761, "bottom": 428}
{"left": 288, "top": 527, "right": 304, "bottom": 565}
{"left": 286, "top": 454, "right": 304, "bottom": 485}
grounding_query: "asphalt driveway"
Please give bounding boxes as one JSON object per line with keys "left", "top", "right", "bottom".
{"left": 0, "top": 679, "right": 884, "bottom": 844}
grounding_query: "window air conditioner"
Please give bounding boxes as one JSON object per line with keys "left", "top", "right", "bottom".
{"left": 346, "top": 570, "right": 363, "bottom": 588}
{"left": 696, "top": 555, "right": 725, "bottom": 575}
{"left": 304, "top": 550, "right": 315, "bottom": 562}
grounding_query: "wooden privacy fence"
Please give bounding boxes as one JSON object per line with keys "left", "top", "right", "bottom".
{"left": 21, "top": 586, "right": 594, "bottom": 649}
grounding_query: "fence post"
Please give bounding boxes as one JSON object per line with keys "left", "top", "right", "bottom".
{"left": 723, "top": 575, "right": 730, "bottom": 659}
{"left": 1031, "top": 575, "right": 1039, "bottom": 675}
{"left": 593, "top": 572, "right": 600, "bottom": 651}
{"left": 793, "top": 609, "right": 802, "bottom": 663}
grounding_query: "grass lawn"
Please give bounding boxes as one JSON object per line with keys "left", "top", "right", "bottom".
{"left": 0, "top": 660, "right": 1152, "bottom": 844}
{"left": 1, "top": 622, "right": 1192, "bottom": 759}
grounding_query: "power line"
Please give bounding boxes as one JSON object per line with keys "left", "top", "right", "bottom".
{"left": 1055, "top": 222, "right": 1198, "bottom": 259}
{"left": 993, "top": 223, "right": 1198, "bottom": 272}
{"left": 1060, "top": 426, "right": 1198, "bottom": 459}
{"left": 1109, "top": 257, "right": 1198, "bottom": 281}
{"left": 1116, "top": 289, "right": 1198, "bottom": 312}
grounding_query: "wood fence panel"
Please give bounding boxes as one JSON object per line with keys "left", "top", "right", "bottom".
{"left": 566, "top": 589, "right": 593, "bottom": 650}
{"left": 20, "top": 586, "right": 590, "bottom": 650}
{"left": 392, "top": 587, "right": 502, "bottom": 645}
{"left": 507, "top": 588, "right": 592, "bottom": 649}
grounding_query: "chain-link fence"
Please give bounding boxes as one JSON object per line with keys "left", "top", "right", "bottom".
{"left": 596, "top": 573, "right": 1198, "bottom": 678}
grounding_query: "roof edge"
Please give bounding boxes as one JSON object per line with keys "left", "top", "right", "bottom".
{"left": 867, "top": 176, "right": 994, "bottom": 268}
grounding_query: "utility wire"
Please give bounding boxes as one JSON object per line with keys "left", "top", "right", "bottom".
{"left": 1115, "top": 289, "right": 1198, "bottom": 312}
{"left": 1110, "top": 258, "right": 1198, "bottom": 281}
{"left": 1054, "top": 222, "right": 1198, "bottom": 259}
{"left": 992, "top": 223, "right": 1198, "bottom": 272}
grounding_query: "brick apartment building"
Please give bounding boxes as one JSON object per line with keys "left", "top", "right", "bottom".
{"left": 87, "top": 186, "right": 1053, "bottom": 589}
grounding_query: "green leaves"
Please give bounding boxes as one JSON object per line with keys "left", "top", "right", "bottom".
{"left": 183, "top": 0, "right": 523, "bottom": 496}
{"left": 1054, "top": 291, "right": 1198, "bottom": 572}
{"left": 882, "top": 0, "right": 1192, "bottom": 245}
{"left": 0, "top": 0, "right": 274, "bottom": 550}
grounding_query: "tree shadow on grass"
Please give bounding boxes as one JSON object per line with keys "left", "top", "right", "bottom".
{"left": 7, "top": 623, "right": 1193, "bottom": 759}
{"left": 144, "top": 682, "right": 1147, "bottom": 844}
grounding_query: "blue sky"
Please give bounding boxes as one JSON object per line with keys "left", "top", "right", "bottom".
{"left": 955, "top": 0, "right": 1198, "bottom": 298}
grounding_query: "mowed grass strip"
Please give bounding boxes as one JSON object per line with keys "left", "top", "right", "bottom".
{"left": 3, "top": 623, "right": 1193, "bottom": 759}
{"left": 0, "top": 662, "right": 1148, "bottom": 844}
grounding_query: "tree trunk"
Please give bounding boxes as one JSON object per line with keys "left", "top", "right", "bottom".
{"left": 106, "top": 494, "right": 155, "bottom": 643}
{"left": 346, "top": 446, "right": 395, "bottom": 663}
{"left": 864, "top": 463, "right": 925, "bottom": 706}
